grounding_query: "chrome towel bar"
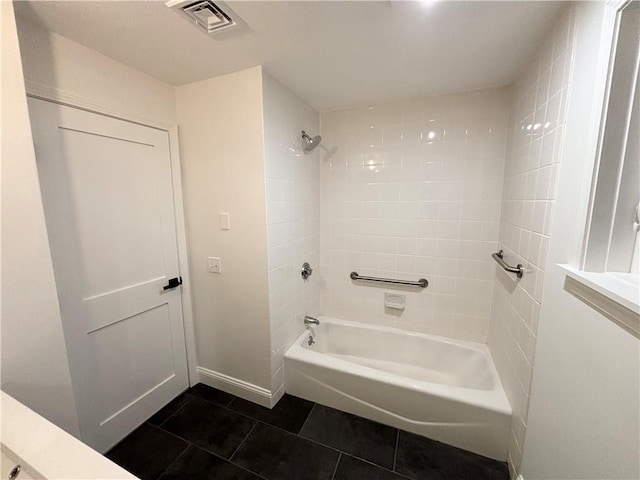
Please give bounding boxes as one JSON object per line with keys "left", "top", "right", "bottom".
{"left": 350, "top": 271, "right": 428, "bottom": 288}
{"left": 492, "top": 250, "right": 524, "bottom": 278}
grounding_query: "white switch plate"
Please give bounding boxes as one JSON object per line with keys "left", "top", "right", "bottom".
{"left": 207, "top": 257, "right": 222, "bottom": 274}
{"left": 219, "top": 213, "right": 230, "bottom": 230}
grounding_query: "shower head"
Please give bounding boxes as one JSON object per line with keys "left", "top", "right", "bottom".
{"left": 301, "top": 130, "right": 322, "bottom": 152}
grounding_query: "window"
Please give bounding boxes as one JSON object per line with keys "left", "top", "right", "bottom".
{"left": 583, "top": 0, "right": 639, "bottom": 280}
{"left": 562, "top": 0, "right": 639, "bottom": 335}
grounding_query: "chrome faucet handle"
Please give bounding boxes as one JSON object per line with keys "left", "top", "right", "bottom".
{"left": 301, "top": 262, "right": 313, "bottom": 280}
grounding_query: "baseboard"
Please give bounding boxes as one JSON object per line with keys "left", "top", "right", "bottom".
{"left": 270, "top": 385, "right": 285, "bottom": 408}
{"left": 196, "top": 367, "right": 273, "bottom": 408}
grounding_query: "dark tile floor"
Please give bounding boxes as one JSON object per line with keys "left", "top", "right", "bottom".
{"left": 105, "top": 384, "right": 509, "bottom": 480}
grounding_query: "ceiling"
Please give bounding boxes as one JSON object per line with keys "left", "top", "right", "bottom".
{"left": 14, "top": 0, "right": 565, "bottom": 111}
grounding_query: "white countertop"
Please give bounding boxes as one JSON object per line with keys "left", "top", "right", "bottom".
{"left": 1, "top": 392, "right": 138, "bottom": 480}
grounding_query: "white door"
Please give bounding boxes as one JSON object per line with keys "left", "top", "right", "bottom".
{"left": 28, "top": 98, "right": 189, "bottom": 452}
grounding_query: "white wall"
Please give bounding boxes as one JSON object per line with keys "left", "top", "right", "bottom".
{"left": 319, "top": 88, "right": 509, "bottom": 342}
{"left": 176, "top": 66, "right": 273, "bottom": 394}
{"left": 0, "top": 1, "right": 79, "bottom": 436}
{"left": 486, "top": 5, "right": 577, "bottom": 474}
{"left": 15, "top": 18, "right": 177, "bottom": 127}
{"left": 262, "top": 71, "right": 320, "bottom": 402}
{"left": 522, "top": 2, "right": 640, "bottom": 479}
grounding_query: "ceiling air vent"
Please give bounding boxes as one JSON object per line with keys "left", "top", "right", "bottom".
{"left": 166, "top": 0, "right": 240, "bottom": 36}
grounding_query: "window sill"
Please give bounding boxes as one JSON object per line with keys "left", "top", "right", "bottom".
{"left": 560, "top": 264, "right": 639, "bottom": 337}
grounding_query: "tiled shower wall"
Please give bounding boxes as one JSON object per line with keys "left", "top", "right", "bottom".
{"left": 319, "top": 87, "right": 510, "bottom": 342}
{"left": 262, "top": 71, "right": 320, "bottom": 401}
{"left": 486, "top": 5, "right": 576, "bottom": 476}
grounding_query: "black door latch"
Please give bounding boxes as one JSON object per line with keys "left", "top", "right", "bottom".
{"left": 163, "top": 276, "right": 183, "bottom": 290}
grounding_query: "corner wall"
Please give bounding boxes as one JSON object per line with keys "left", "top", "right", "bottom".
{"left": 486, "top": 5, "right": 577, "bottom": 474}
{"left": 176, "top": 66, "right": 273, "bottom": 396}
{"left": 261, "top": 71, "right": 320, "bottom": 402}
{"left": 1, "top": 1, "right": 79, "bottom": 436}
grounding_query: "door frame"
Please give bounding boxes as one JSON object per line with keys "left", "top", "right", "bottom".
{"left": 25, "top": 86, "right": 199, "bottom": 389}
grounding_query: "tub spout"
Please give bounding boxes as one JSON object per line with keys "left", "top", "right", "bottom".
{"left": 304, "top": 316, "right": 320, "bottom": 326}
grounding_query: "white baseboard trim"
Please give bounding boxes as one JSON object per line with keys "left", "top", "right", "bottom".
{"left": 270, "top": 385, "right": 285, "bottom": 408}
{"left": 196, "top": 367, "right": 273, "bottom": 408}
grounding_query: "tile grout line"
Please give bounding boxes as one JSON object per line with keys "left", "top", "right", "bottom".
{"left": 222, "top": 411, "right": 407, "bottom": 480}
{"left": 228, "top": 420, "right": 260, "bottom": 462}
{"left": 297, "top": 402, "right": 317, "bottom": 434}
{"left": 339, "top": 453, "right": 413, "bottom": 480}
{"left": 330, "top": 453, "right": 342, "bottom": 480}
{"left": 152, "top": 420, "right": 269, "bottom": 480}
{"left": 393, "top": 429, "right": 399, "bottom": 471}
{"left": 217, "top": 406, "right": 378, "bottom": 469}
{"left": 227, "top": 455, "right": 270, "bottom": 480}
{"left": 107, "top": 401, "right": 198, "bottom": 457}
{"left": 294, "top": 405, "right": 399, "bottom": 472}
{"left": 187, "top": 392, "right": 235, "bottom": 410}
{"left": 155, "top": 394, "right": 192, "bottom": 429}
{"left": 148, "top": 421, "right": 196, "bottom": 445}
{"left": 153, "top": 443, "right": 192, "bottom": 480}
{"left": 295, "top": 425, "right": 399, "bottom": 473}
{"left": 149, "top": 420, "right": 260, "bottom": 468}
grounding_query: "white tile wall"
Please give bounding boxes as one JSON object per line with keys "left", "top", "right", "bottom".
{"left": 319, "top": 87, "right": 510, "bottom": 342}
{"left": 486, "top": 6, "right": 577, "bottom": 477}
{"left": 262, "top": 72, "right": 320, "bottom": 401}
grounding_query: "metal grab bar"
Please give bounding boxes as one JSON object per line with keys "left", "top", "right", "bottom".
{"left": 492, "top": 250, "right": 524, "bottom": 278}
{"left": 350, "top": 271, "right": 428, "bottom": 288}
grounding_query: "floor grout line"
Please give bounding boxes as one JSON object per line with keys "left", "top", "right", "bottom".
{"left": 153, "top": 443, "right": 191, "bottom": 480}
{"left": 228, "top": 420, "right": 260, "bottom": 462}
{"left": 146, "top": 422, "right": 218, "bottom": 460}
{"left": 155, "top": 394, "right": 192, "bottom": 429}
{"left": 330, "top": 453, "right": 342, "bottom": 480}
{"left": 186, "top": 391, "right": 236, "bottom": 409}
{"left": 393, "top": 429, "right": 399, "bottom": 471}
{"left": 339, "top": 453, "right": 413, "bottom": 480}
{"left": 227, "top": 457, "right": 270, "bottom": 480}
{"left": 297, "top": 402, "right": 317, "bottom": 434}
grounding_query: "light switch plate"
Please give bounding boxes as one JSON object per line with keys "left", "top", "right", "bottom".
{"left": 207, "top": 256, "right": 222, "bottom": 273}
{"left": 220, "top": 213, "right": 230, "bottom": 230}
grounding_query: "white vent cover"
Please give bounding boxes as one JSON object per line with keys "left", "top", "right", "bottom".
{"left": 166, "top": 0, "right": 239, "bottom": 35}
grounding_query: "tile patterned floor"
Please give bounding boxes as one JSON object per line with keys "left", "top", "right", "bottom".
{"left": 105, "top": 384, "right": 509, "bottom": 480}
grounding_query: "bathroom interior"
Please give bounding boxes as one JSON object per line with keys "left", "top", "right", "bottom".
{"left": 1, "top": 1, "right": 639, "bottom": 479}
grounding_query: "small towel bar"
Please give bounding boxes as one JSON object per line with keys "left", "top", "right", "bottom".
{"left": 350, "top": 271, "right": 428, "bottom": 288}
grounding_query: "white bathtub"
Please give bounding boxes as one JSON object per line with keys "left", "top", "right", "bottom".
{"left": 284, "top": 317, "right": 511, "bottom": 461}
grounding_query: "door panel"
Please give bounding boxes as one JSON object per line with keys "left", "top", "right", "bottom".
{"left": 89, "top": 304, "right": 175, "bottom": 423}
{"left": 28, "top": 98, "right": 188, "bottom": 452}
{"left": 59, "top": 128, "right": 167, "bottom": 297}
